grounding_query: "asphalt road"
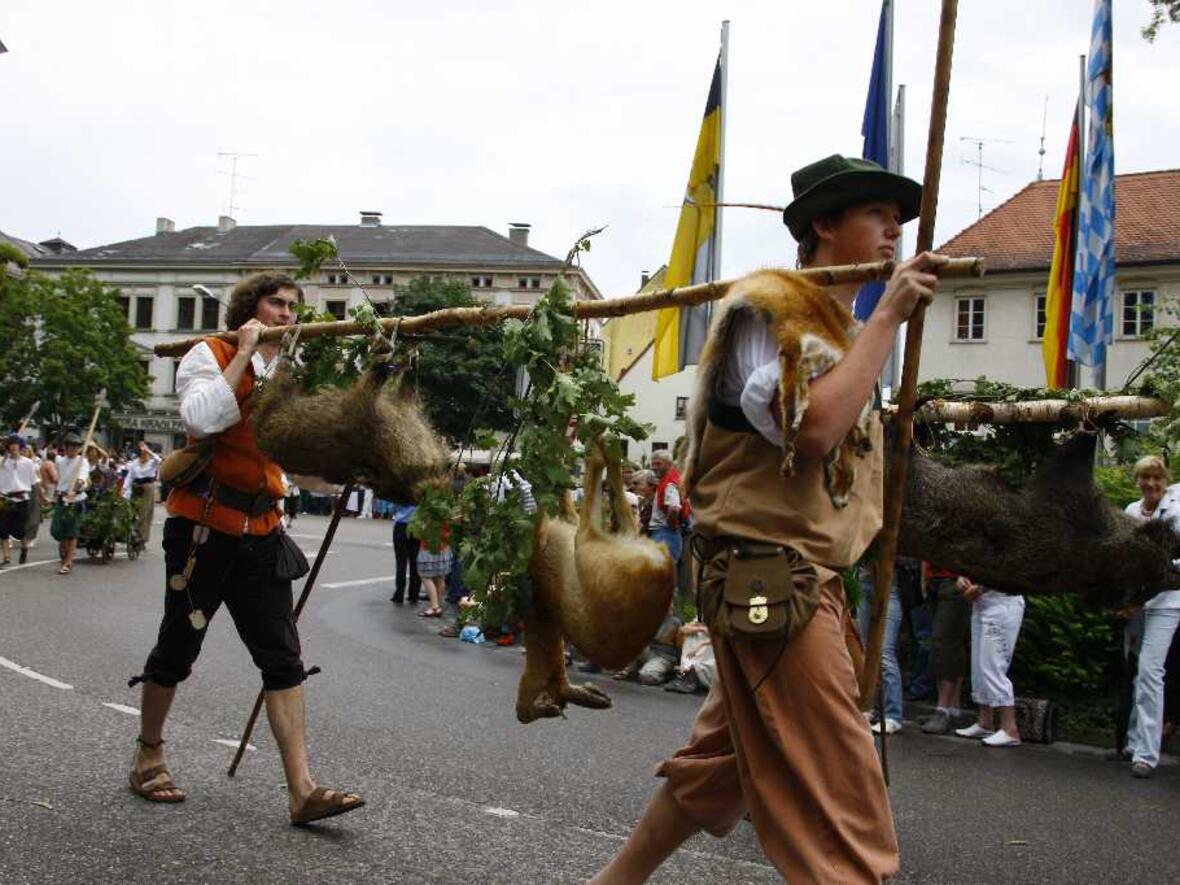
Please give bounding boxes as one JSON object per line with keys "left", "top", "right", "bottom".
{"left": 1, "top": 510, "right": 1177, "bottom": 884}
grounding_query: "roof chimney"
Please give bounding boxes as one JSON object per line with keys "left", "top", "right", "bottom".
{"left": 359, "top": 210, "right": 383, "bottom": 227}
{"left": 218, "top": 215, "right": 236, "bottom": 233}
{"left": 156, "top": 217, "right": 175, "bottom": 235}
{"left": 640, "top": 270, "right": 651, "bottom": 288}
{"left": 508, "top": 222, "right": 531, "bottom": 247}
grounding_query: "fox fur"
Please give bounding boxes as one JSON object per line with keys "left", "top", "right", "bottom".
{"left": 516, "top": 446, "right": 676, "bottom": 724}
{"left": 684, "top": 268, "right": 872, "bottom": 508}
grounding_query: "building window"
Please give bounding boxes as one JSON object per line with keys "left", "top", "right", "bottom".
{"left": 651, "top": 441, "right": 669, "bottom": 454}
{"left": 325, "top": 272, "right": 349, "bottom": 285}
{"left": 675, "top": 397, "right": 688, "bottom": 420}
{"left": 171, "top": 358, "right": 182, "bottom": 393}
{"left": 519, "top": 276, "right": 541, "bottom": 289}
{"left": 117, "top": 296, "right": 131, "bottom": 322}
{"left": 1034, "top": 292, "right": 1047, "bottom": 340}
{"left": 954, "top": 296, "right": 985, "bottom": 341}
{"left": 176, "top": 296, "right": 196, "bottom": 330}
{"left": 1122, "top": 290, "right": 1156, "bottom": 338}
{"left": 471, "top": 275, "right": 493, "bottom": 288}
{"left": 200, "top": 297, "right": 220, "bottom": 330}
{"left": 371, "top": 274, "right": 393, "bottom": 286}
{"left": 135, "top": 297, "right": 154, "bottom": 330}
{"left": 325, "top": 300, "right": 347, "bottom": 321}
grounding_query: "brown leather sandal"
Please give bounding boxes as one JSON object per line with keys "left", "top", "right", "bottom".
{"left": 290, "top": 787, "right": 365, "bottom": 826}
{"left": 129, "top": 764, "right": 186, "bottom": 803}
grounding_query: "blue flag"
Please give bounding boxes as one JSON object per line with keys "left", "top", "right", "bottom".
{"left": 1069, "top": 0, "right": 1115, "bottom": 367}
{"left": 855, "top": 1, "right": 891, "bottom": 321}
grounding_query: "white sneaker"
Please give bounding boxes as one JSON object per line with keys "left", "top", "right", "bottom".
{"left": 871, "top": 718, "right": 903, "bottom": 735}
{"left": 982, "top": 730, "right": 1021, "bottom": 747}
{"left": 954, "top": 722, "right": 995, "bottom": 739}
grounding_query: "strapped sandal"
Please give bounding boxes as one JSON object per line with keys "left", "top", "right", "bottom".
{"left": 290, "top": 786, "right": 365, "bottom": 826}
{"left": 129, "top": 764, "right": 186, "bottom": 803}
{"left": 57, "top": 565, "right": 72, "bottom": 575}
{"left": 129, "top": 737, "right": 186, "bottom": 803}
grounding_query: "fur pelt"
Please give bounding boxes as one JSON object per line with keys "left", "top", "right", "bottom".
{"left": 516, "top": 446, "right": 676, "bottom": 724}
{"left": 684, "top": 269, "right": 872, "bottom": 508}
{"left": 896, "top": 431, "right": 1180, "bottom": 608}
{"left": 252, "top": 357, "right": 450, "bottom": 504}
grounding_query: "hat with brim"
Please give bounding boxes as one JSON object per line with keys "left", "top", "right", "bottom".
{"left": 63, "top": 431, "right": 83, "bottom": 446}
{"left": 782, "top": 154, "right": 922, "bottom": 241}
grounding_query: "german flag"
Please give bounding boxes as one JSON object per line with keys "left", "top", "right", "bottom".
{"left": 652, "top": 56, "right": 722, "bottom": 380}
{"left": 1042, "top": 97, "right": 1081, "bottom": 388}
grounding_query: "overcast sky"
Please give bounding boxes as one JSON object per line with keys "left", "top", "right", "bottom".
{"left": 2, "top": 1, "right": 1178, "bottom": 298}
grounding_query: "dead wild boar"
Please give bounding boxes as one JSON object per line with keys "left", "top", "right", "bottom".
{"left": 894, "top": 430, "right": 1180, "bottom": 608}
{"left": 252, "top": 356, "right": 451, "bottom": 504}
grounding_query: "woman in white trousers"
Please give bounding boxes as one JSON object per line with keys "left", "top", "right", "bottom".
{"left": 1122, "top": 455, "right": 1180, "bottom": 778}
{"left": 954, "top": 577, "right": 1026, "bottom": 747}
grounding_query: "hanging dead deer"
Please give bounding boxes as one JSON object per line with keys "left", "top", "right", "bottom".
{"left": 252, "top": 344, "right": 451, "bottom": 504}
{"left": 517, "top": 445, "right": 677, "bottom": 724}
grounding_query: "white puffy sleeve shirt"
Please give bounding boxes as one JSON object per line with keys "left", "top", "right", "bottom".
{"left": 714, "top": 310, "right": 784, "bottom": 448}
{"left": 174, "top": 342, "right": 278, "bottom": 438}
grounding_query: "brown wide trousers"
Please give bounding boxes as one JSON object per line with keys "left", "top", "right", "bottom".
{"left": 658, "top": 567, "right": 899, "bottom": 883}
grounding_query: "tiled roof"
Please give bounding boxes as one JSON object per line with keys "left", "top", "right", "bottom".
{"left": 30, "top": 224, "right": 566, "bottom": 269}
{"left": 937, "top": 169, "right": 1180, "bottom": 272}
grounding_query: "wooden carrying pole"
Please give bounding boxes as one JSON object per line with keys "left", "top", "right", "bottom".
{"left": 859, "top": 0, "right": 960, "bottom": 710}
{"left": 227, "top": 484, "right": 353, "bottom": 777}
{"left": 154, "top": 257, "right": 984, "bottom": 357}
{"left": 908, "top": 395, "right": 1170, "bottom": 426}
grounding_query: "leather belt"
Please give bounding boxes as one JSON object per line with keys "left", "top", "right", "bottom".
{"left": 213, "top": 482, "right": 279, "bottom": 518}
{"left": 2, "top": 492, "right": 30, "bottom": 501}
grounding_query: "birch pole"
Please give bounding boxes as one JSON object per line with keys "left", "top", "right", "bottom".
{"left": 152, "top": 257, "right": 985, "bottom": 358}
{"left": 859, "top": 0, "right": 960, "bottom": 710}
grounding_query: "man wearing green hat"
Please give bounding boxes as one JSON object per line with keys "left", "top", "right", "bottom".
{"left": 592, "top": 156, "right": 946, "bottom": 884}
{"left": 51, "top": 431, "right": 90, "bottom": 575}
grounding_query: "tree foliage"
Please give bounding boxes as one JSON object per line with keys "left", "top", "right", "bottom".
{"left": 1143, "top": 0, "right": 1180, "bottom": 40}
{"left": 413, "top": 268, "right": 648, "bottom": 627}
{"left": 0, "top": 269, "right": 148, "bottom": 435}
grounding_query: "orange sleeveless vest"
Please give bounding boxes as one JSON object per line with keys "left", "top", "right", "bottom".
{"left": 166, "top": 338, "right": 284, "bottom": 536}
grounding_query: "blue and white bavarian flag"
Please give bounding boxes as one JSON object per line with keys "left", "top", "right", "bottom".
{"left": 1068, "top": 0, "right": 1115, "bottom": 367}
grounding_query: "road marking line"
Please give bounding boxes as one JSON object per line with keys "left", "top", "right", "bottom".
{"left": 0, "top": 559, "right": 61, "bottom": 576}
{"left": 483, "top": 806, "right": 520, "bottom": 818}
{"left": 102, "top": 702, "right": 140, "bottom": 716}
{"left": 212, "top": 738, "right": 256, "bottom": 751}
{"left": 0, "top": 655, "right": 74, "bottom": 690}
{"left": 322, "top": 576, "right": 392, "bottom": 589}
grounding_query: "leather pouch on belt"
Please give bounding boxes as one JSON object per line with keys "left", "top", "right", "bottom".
{"left": 712, "top": 542, "right": 820, "bottom": 642}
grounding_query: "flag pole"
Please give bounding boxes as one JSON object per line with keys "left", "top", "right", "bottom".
{"left": 713, "top": 20, "right": 730, "bottom": 283}
{"left": 860, "top": 0, "right": 960, "bottom": 710}
{"left": 1067, "top": 53, "right": 1086, "bottom": 390}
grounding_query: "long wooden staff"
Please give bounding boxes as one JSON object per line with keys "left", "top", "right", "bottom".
{"left": 16, "top": 400, "right": 40, "bottom": 436}
{"left": 228, "top": 484, "right": 353, "bottom": 777}
{"left": 154, "top": 257, "right": 984, "bottom": 357}
{"left": 860, "top": 0, "right": 961, "bottom": 715}
{"left": 65, "top": 389, "right": 106, "bottom": 498}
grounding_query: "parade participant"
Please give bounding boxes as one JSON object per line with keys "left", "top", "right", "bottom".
{"left": 591, "top": 155, "right": 945, "bottom": 884}
{"left": 51, "top": 432, "right": 91, "bottom": 575}
{"left": 121, "top": 441, "right": 162, "bottom": 548}
{"left": 0, "top": 434, "right": 38, "bottom": 566}
{"left": 127, "top": 271, "right": 364, "bottom": 825}
{"left": 22, "top": 442, "right": 44, "bottom": 548}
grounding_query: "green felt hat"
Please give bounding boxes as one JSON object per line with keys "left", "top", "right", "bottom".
{"left": 782, "top": 154, "right": 922, "bottom": 240}
{"left": 62, "top": 431, "right": 83, "bottom": 446}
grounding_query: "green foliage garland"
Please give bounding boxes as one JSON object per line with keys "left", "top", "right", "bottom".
{"left": 412, "top": 273, "right": 648, "bottom": 627}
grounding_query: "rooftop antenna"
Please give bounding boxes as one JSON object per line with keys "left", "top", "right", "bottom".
{"left": 959, "top": 136, "right": 1012, "bottom": 219}
{"left": 216, "top": 151, "right": 258, "bottom": 218}
{"left": 1036, "top": 95, "right": 1049, "bottom": 181}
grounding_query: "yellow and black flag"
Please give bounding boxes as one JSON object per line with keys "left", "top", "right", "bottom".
{"left": 652, "top": 47, "right": 725, "bottom": 380}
